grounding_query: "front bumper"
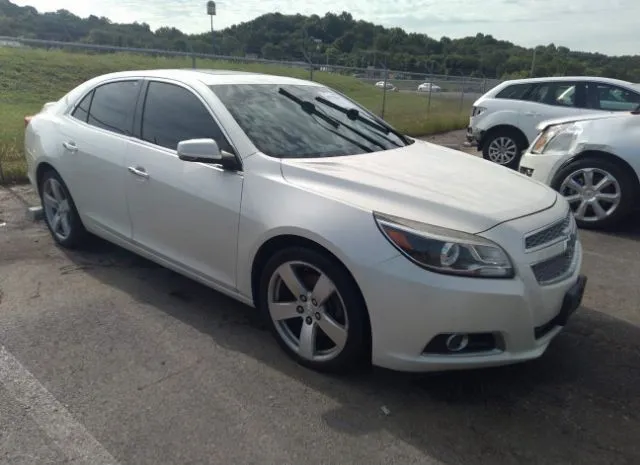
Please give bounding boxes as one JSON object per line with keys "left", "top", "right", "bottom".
{"left": 466, "top": 125, "right": 484, "bottom": 150}
{"left": 357, "top": 203, "right": 585, "bottom": 373}
{"left": 518, "top": 150, "right": 573, "bottom": 185}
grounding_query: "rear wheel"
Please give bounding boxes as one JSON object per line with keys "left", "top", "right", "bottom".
{"left": 39, "top": 170, "right": 87, "bottom": 248}
{"left": 258, "top": 247, "right": 369, "bottom": 373}
{"left": 552, "top": 157, "right": 637, "bottom": 230}
{"left": 482, "top": 129, "right": 527, "bottom": 169}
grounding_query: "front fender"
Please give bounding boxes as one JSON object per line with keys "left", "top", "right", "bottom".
{"left": 234, "top": 155, "right": 399, "bottom": 301}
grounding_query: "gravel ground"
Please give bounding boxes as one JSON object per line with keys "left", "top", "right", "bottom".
{"left": 1, "top": 137, "right": 639, "bottom": 465}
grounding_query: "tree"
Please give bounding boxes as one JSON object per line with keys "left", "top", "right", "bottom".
{"left": 0, "top": 0, "right": 639, "bottom": 80}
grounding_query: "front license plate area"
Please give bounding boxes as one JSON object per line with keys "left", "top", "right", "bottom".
{"left": 557, "top": 275, "right": 587, "bottom": 326}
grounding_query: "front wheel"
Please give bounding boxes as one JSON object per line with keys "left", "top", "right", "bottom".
{"left": 482, "top": 130, "right": 525, "bottom": 169}
{"left": 258, "top": 247, "right": 369, "bottom": 373}
{"left": 552, "top": 157, "right": 637, "bottom": 230}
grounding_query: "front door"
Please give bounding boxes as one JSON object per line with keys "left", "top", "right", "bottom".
{"left": 519, "top": 81, "right": 587, "bottom": 143}
{"left": 125, "top": 80, "right": 243, "bottom": 289}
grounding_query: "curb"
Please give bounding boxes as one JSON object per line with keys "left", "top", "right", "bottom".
{"left": 27, "top": 206, "right": 43, "bottom": 221}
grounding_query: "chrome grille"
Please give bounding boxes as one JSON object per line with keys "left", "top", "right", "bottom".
{"left": 525, "top": 211, "right": 572, "bottom": 250}
{"left": 531, "top": 232, "right": 577, "bottom": 285}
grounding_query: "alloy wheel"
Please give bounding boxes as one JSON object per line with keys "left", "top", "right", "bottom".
{"left": 42, "top": 177, "right": 73, "bottom": 241}
{"left": 267, "top": 261, "right": 349, "bottom": 362}
{"left": 559, "top": 167, "right": 622, "bottom": 223}
{"left": 487, "top": 136, "right": 518, "bottom": 165}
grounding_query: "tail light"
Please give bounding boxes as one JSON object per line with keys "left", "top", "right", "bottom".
{"left": 24, "top": 115, "right": 33, "bottom": 128}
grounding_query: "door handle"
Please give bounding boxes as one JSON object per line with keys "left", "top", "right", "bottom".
{"left": 62, "top": 141, "right": 78, "bottom": 152}
{"left": 128, "top": 166, "right": 150, "bottom": 179}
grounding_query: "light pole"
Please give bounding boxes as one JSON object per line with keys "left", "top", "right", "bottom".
{"left": 206, "top": 1, "right": 216, "bottom": 54}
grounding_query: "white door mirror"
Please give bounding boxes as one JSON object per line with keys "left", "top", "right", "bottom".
{"left": 177, "top": 138, "right": 223, "bottom": 163}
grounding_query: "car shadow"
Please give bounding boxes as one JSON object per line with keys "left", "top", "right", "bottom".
{"left": 590, "top": 214, "right": 640, "bottom": 241}
{"left": 61, "top": 238, "right": 640, "bottom": 465}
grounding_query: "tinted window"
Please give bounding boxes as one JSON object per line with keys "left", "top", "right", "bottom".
{"left": 527, "top": 83, "right": 552, "bottom": 104}
{"left": 86, "top": 80, "right": 141, "bottom": 135}
{"left": 72, "top": 91, "right": 93, "bottom": 123}
{"left": 587, "top": 83, "right": 640, "bottom": 111}
{"left": 495, "top": 84, "right": 531, "bottom": 100}
{"left": 211, "top": 84, "right": 407, "bottom": 159}
{"left": 552, "top": 84, "right": 577, "bottom": 107}
{"left": 526, "top": 82, "right": 580, "bottom": 107}
{"left": 140, "top": 81, "right": 233, "bottom": 153}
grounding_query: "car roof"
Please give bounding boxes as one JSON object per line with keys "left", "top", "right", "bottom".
{"left": 500, "top": 75, "right": 635, "bottom": 88}
{"left": 92, "top": 68, "right": 323, "bottom": 87}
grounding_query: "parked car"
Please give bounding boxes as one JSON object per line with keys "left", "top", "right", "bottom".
{"left": 519, "top": 109, "right": 640, "bottom": 229}
{"left": 24, "top": 69, "right": 586, "bottom": 374}
{"left": 468, "top": 76, "right": 640, "bottom": 169}
{"left": 374, "top": 81, "right": 398, "bottom": 91}
{"left": 417, "top": 82, "right": 441, "bottom": 93}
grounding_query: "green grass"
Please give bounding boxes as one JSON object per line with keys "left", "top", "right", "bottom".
{"left": 0, "top": 46, "right": 470, "bottom": 183}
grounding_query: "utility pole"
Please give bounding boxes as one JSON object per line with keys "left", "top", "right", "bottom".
{"left": 207, "top": 1, "right": 216, "bottom": 54}
{"left": 530, "top": 48, "right": 536, "bottom": 77}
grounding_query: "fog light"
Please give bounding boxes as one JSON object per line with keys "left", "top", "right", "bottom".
{"left": 445, "top": 333, "right": 469, "bottom": 352}
{"left": 422, "top": 332, "right": 500, "bottom": 355}
{"left": 519, "top": 167, "right": 534, "bottom": 177}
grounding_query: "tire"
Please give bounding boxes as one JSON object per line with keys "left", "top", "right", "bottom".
{"left": 482, "top": 128, "right": 527, "bottom": 170}
{"left": 551, "top": 157, "right": 638, "bottom": 230}
{"left": 39, "top": 169, "right": 88, "bottom": 248}
{"left": 258, "top": 246, "right": 369, "bottom": 373}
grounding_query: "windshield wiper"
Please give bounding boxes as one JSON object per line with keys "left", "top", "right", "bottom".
{"left": 314, "top": 96, "right": 410, "bottom": 146}
{"left": 278, "top": 88, "right": 373, "bottom": 153}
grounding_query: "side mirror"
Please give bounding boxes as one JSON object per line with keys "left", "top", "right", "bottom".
{"left": 177, "top": 138, "right": 239, "bottom": 170}
{"left": 177, "top": 138, "right": 222, "bottom": 163}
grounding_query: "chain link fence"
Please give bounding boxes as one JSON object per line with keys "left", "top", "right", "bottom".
{"left": 0, "top": 36, "right": 503, "bottom": 183}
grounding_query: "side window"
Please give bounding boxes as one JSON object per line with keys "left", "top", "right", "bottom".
{"left": 495, "top": 83, "right": 532, "bottom": 100}
{"left": 588, "top": 83, "right": 640, "bottom": 111}
{"left": 526, "top": 82, "right": 581, "bottom": 107}
{"left": 140, "top": 81, "right": 233, "bottom": 153}
{"left": 527, "top": 84, "right": 552, "bottom": 104}
{"left": 71, "top": 91, "right": 93, "bottom": 123}
{"left": 86, "top": 80, "right": 141, "bottom": 135}
{"left": 552, "top": 84, "right": 577, "bottom": 107}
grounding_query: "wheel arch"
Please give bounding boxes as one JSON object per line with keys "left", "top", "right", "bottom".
{"left": 250, "top": 234, "right": 372, "bottom": 354}
{"left": 554, "top": 150, "right": 640, "bottom": 192}
{"left": 35, "top": 161, "right": 58, "bottom": 195}
{"left": 480, "top": 124, "right": 529, "bottom": 151}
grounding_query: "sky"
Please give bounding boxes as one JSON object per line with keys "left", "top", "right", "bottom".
{"left": 12, "top": 0, "right": 639, "bottom": 56}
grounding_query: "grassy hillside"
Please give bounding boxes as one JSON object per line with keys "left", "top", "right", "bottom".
{"left": 0, "top": 46, "right": 470, "bottom": 183}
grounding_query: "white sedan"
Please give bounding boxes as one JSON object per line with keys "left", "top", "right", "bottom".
{"left": 417, "top": 82, "right": 441, "bottom": 93}
{"left": 374, "top": 81, "right": 398, "bottom": 91}
{"left": 24, "top": 69, "right": 586, "bottom": 373}
{"left": 519, "top": 111, "right": 640, "bottom": 229}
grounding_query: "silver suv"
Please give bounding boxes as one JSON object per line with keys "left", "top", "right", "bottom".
{"left": 467, "top": 76, "right": 640, "bottom": 169}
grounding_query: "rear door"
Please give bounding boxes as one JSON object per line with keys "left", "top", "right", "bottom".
{"left": 584, "top": 81, "right": 640, "bottom": 113}
{"left": 57, "top": 79, "right": 142, "bottom": 239}
{"left": 518, "top": 80, "right": 587, "bottom": 142}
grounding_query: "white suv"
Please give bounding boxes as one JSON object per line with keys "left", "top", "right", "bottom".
{"left": 467, "top": 76, "right": 640, "bottom": 169}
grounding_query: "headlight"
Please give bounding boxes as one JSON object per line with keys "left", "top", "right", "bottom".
{"left": 374, "top": 212, "right": 514, "bottom": 278}
{"left": 530, "top": 123, "right": 582, "bottom": 154}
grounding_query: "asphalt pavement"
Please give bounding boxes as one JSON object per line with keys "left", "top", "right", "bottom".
{"left": 1, "top": 181, "right": 639, "bottom": 465}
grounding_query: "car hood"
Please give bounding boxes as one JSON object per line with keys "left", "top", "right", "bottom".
{"left": 537, "top": 111, "right": 631, "bottom": 132}
{"left": 280, "top": 139, "right": 558, "bottom": 234}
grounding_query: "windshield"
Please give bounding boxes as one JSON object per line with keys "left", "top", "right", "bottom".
{"left": 210, "top": 84, "right": 409, "bottom": 158}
